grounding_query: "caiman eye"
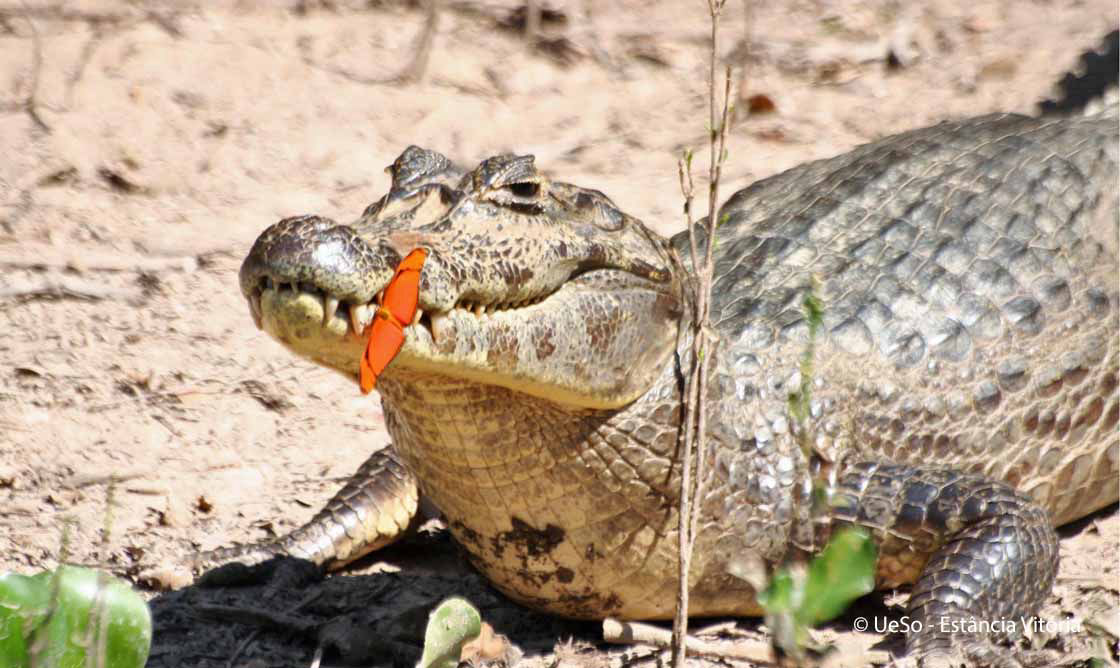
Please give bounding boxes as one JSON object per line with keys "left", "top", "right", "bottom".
{"left": 508, "top": 181, "right": 540, "bottom": 198}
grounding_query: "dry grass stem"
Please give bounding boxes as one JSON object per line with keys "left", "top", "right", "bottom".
{"left": 672, "top": 2, "right": 734, "bottom": 668}
{"left": 604, "top": 618, "right": 774, "bottom": 663}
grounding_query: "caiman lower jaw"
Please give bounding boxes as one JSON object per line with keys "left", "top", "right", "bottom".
{"left": 249, "top": 270, "right": 680, "bottom": 409}
{"left": 253, "top": 284, "right": 370, "bottom": 376}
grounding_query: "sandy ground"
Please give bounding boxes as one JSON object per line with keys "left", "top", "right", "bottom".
{"left": 1, "top": 1, "right": 1117, "bottom": 666}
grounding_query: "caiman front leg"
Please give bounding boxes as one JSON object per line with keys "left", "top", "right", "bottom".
{"left": 194, "top": 447, "right": 420, "bottom": 577}
{"left": 830, "top": 461, "right": 1059, "bottom": 666}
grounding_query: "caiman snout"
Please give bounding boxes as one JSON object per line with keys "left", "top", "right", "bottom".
{"left": 240, "top": 214, "right": 401, "bottom": 307}
{"left": 239, "top": 214, "right": 411, "bottom": 377}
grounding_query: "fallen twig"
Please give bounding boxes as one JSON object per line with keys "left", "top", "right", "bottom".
{"left": 221, "top": 590, "right": 324, "bottom": 668}
{"left": 66, "top": 471, "right": 151, "bottom": 490}
{"left": 301, "top": 0, "right": 439, "bottom": 86}
{"left": 0, "top": 277, "right": 140, "bottom": 301}
{"left": 396, "top": 0, "right": 439, "bottom": 84}
{"left": 194, "top": 602, "right": 319, "bottom": 636}
{"left": 13, "top": 2, "right": 51, "bottom": 132}
{"left": 0, "top": 245, "right": 201, "bottom": 273}
{"left": 65, "top": 25, "right": 105, "bottom": 106}
{"left": 0, "top": 5, "right": 135, "bottom": 22}
{"left": 524, "top": 0, "right": 540, "bottom": 41}
{"left": 604, "top": 618, "right": 774, "bottom": 663}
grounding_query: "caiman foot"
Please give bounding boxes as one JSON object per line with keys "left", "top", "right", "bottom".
{"left": 905, "top": 643, "right": 1061, "bottom": 668}
{"left": 831, "top": 462, "right": 1059, "bottom": 666}
{"left": 191, "top": 447, "right": 420, "bottom": 585}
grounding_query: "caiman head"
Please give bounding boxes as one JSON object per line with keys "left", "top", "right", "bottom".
{"left": 240, "top": 146, "right": 684, "bottom": 408}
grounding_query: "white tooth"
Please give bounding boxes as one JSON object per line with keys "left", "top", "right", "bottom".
{"left": 248, "top": 294, "right": 263, "bottom": 330}
{"left": 475, "top": 304, "right": 486, "bottom": 316}
{"left": 349, "top": 304, "right": 373, "bottom": 335}
{"left": 413, "top": 308, "right": 424, "bottom": 325}
{"left": 322, "top": 296, "right": 340, "bottom": 325}
{"left": 430, "top": 312, "right": 447, "bottom": 341}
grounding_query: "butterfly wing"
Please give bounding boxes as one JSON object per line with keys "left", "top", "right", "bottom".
{"left": 360, "top": 316, "right": 405, "bottom": 393}
{"left": 383, "top": 248, "right": 428, "bottom": 325}
{"left": 359, "top": 248, "right": 428, "bottom": 394}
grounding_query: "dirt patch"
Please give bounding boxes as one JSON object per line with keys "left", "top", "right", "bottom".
{"left": 1, "top": 1, "right": 1117, "bottom": 667}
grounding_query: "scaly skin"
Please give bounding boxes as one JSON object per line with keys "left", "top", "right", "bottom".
{"left": 223, "top": 101, "right": 1119, "bottom": 661}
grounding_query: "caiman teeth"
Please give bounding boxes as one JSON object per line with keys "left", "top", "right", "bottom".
{"left": 248, "top": 293, "right": 263, "bottom": 330}
{"left": 322, "top": 296, "right": 340, "bottom": 325}
{"left": 349, "top": 303, "right": 373, "bottom": 336}
{"left": 450, "top": 293, "right": 556, "bottom": 315}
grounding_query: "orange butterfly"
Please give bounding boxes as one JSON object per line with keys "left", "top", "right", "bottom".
{"left": 359, "top": 248, "right": 428, "bottom": 394}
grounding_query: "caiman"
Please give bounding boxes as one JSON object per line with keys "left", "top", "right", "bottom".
{"left": 223, "top": 35, "right": 1120, "bottom": 665}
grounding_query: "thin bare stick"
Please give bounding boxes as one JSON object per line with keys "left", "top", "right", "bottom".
{"left": 0, "top": 246, "right": 200, "bottom": 273}
{"left": 673, "top": 147, "right": 700, "bottom": 668}
{"left": 0, "top": 277, "right": 140, "bottom": 301}
{"left": 20, "top": 2, "right": 51, "bottom": 133}
{"left": 221, "top": 591, "right": 323, "bottom": 668}
{"left": 686, "top": 67, "right": 732, "bottom": 548}
{"left": 525, "top": 0, "right": 541, "bottom": 41}
{"left": 604, "top": 618, "right": 774, "bottom": 664}
{"left": 0, "top": 5, "right": 130, "bottom": 22}
{"left": 66, "top": 26, "right": 105, "bottom": 106}
{"left": 303, "top": 0, "right": 439, "bottom": 86}
{"left": 672, "top": 3, "right": 732, "bottom": 668}
{"left": 395, "top": 0, "right": 439, "bottom": 84}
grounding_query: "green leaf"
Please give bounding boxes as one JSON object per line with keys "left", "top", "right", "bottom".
{"left": 797, "top": 527, "right": 876, "bottom": 626}
{"left": 1, "top": 567, "right": 151, "bottom": 668}
{"left": 756, "top": 568, "right": 795, "bottom": 613}
{"left": 757, "top": 528, "right": 876, "bottom": 657}
{"left": 757, "top": 569, "right": 809, "bottom": 657}
{"left": 418, "top": 597, "right": 482, "bottom": 668}
{"left": 0, "top": 572, "right": 51, "bottom": 667}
